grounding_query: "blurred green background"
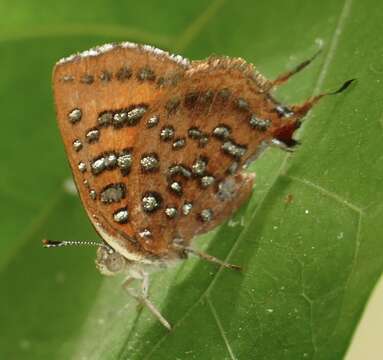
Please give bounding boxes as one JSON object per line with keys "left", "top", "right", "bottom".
{"left": 1, "top": 0, "right": 382, "bottom": 359}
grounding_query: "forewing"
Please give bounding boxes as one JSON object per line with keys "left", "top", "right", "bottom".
{"left": 52, "top": 43, "right": 189, "bottom": 262}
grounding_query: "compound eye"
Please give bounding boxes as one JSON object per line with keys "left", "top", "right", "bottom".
{"left": 106, "top": 252, "right": 126, "bottom": 273}
{"left": 95, "top": 247, "right": 126, "bottom": 275}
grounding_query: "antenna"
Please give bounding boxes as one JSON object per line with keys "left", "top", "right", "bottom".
{"left": 172, "top": 243, "right": 242, "bottom": 271}
{"left": 42, "top": 239, "right": 109, "bottom": 250}
{"left": 292, "top": 78, "right": 356, "bottom": 117}
{"left": 326, "top": 78, "right": 356, "bottom": 96}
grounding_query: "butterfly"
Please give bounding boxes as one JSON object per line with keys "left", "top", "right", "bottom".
{"left": 44, "top": 42, "right": 353, "bottom": 329}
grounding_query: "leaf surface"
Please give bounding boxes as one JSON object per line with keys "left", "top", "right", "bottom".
{"left": 1, "top": 0, "right": 382, "bottom": 359}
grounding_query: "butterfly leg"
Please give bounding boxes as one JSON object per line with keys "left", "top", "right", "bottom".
{"left": 270, "top": 138, "right": 297, "bottom": 152}
{"left": 244, "top": 138, "right": 296, "bottom": 162}
{"left": 122, "top": 271, "right": 172, "bottom": 330}
{"left": 174, "top": 244, "right": 241, "bottom": 271}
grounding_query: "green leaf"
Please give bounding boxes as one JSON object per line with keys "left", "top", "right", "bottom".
{"left": 1, "top": 0, "right": 382, "bottom": 359}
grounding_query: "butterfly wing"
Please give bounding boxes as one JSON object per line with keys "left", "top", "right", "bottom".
{"left": 53, "top": 44, "right": 299, "bottom": 264}
{"left": 131, "top": 56, "right": 296, "bottom": 258}
{"left": 53, "top": 43, "right": 189, "bottom": 263}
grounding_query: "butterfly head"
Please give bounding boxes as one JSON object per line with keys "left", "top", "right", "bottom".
{"left": 95, "top": 245, "right": 128, "bottom": 276}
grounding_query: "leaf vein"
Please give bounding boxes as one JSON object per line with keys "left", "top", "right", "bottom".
{"left": 300, "top": 265, "right": 317, "bottom": 355}
{"left": 287, "top": 175, "right": 363, "bottom": 214}
{"left": 313, "top": 0, "right": 354, "bottom": 93}
{"left": 327, "top": 213, "right": 362, "bottom": 339}
{"left": 207, "top": 296, "right": 237, "bottom": 360}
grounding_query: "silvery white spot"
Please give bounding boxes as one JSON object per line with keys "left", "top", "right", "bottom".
{"left": 200, "top": 175, "right": 215, "bottom": 188}
{"left": 72, "top": 139, "right": 83, "bottom": 152}
{"left": 140, "top": 154, "right": 159, "bottom": 171}
{"left": 168, "top": 164, "right": 192, "bottom": 178}
{"left": 61, "top": 75, "right": 74, "bottom": 82}
{"left": 249, "top": 115, "right": 271, "bottom": 131}
{"left": 198, "top": 135, "right": 209, "bottom": 147}
{"left": 142, "top": 193, "right": 161, "bottom": 212}
{"left": 192, "top": 158, "right": 207, "bottom": 176}
{"left": 237, "top": 97, "right": 249, "bottom": 111}
{"left": 117, "top": 151, "right": 132, "bottom": 171}
{"left": 104, "top": 153, "right": 117, "bottom": 168}
{"left": 217, "top": 177, "right": 236, "bottom": 201}
{"left": 182, "top": 202, "right": 193, "bottom": 215}
{"left": 139, "top": 228, "right": 152, "bottom": 238}
{"left": 212, "top": 125, "right": 231, "bottom": 140}
{"left": 200, "top": 209, "right": 213, "bottom": 222}
{"left": 68, "top": 108, "right": 82, "bottom": 123}
{"left": 127, "top": 107, "right": 147, "bottom": 125}
{"left": 170, "top": 181, "right": 182, "bottom": 194}
{"left": 98, "top": 112, "right": 113, "bottom": 126}
{"left": 222, "top": 141, "right": 246, "bottom": 158}
{"left": 165, "top": 207, "right": 178, "bottom": 218}
{"left": 78, "top": 161, "right": 86, "bottom": 172}
{"left": 227, "top": 161, "right": 239, "bottom": 175}
{"left": 113, "top": 208, "right": 129, "bottom": 223}
{"left": 147, "top": 115, "right": 159, "bottom": 128}
{"left": 172, "top": 138, "right": 186, "bottom": 150}
{"left": 160, "top": 126, "right": 175, "bottom": 141}
{"left": 86, "top": 129, "right": 100, "bottom": 143}
{"left": 138, "top": 67, "right": 155, "bottom": 80}
{"left": 89, "top": 189, "right": 97, "bottom": 200}
{"left": 91, "top": 157, "right": 106, "bottom": 175}
{"left": 188, "top": 127, "right": 202, "bottom": 139}
{"left": 168, "top": 165, "right": 181, "bottom": 176}
{"left": 180, "top": 165, "right": 192, "bottom": 178}
{"left": 100, "top": 183, "right": 126, "bottom": 204}
{"left": 113, "top": 111, "right": 128, "bottom": 126}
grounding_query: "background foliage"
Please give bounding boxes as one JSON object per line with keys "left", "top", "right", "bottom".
{"left": 1, "top": 0, "right": 382, "bottom": 359}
